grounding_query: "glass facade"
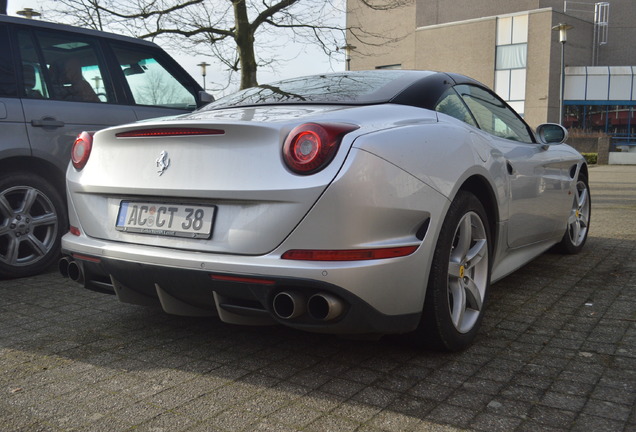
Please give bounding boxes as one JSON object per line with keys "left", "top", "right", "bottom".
{"left": 565, "top": 103, "right": 636, "bottom": 147}
{"left": 495, "top": 14, "right": 528, "bottom": 116}
{"left": 564, "top": 67, "right": 636, "bottom": 148}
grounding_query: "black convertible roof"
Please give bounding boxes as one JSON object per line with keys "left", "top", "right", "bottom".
{"left": 203, "top": 70, "right": 484, "bottom": 111}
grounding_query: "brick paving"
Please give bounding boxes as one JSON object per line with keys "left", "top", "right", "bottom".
{"left": 1, "top": 165, "right": 635, "bottom": 432}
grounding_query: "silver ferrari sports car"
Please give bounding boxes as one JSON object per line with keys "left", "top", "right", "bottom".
{"left": 60, "top": 70, "right": 590, "bottom": 351}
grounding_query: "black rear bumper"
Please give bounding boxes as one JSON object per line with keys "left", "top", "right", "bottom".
{"left": 60, "top": 253, "right": 421, "bottom": 336}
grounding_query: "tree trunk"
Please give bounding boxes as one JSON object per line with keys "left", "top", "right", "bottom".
{"left": 232, "top": 0, "right": 258, "bottom": 89}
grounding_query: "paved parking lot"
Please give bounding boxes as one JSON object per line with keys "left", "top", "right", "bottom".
{"left": 1, "top": 165, "right": 635, "bottom": 432}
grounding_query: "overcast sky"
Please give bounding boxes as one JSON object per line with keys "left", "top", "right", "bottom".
{"left": 8, "top": 0, "right": 346, "bottom": 95}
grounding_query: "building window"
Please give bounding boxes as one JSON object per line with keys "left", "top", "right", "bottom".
{"left": 376, "top": 64, "right": 402, "bottom": 70}
{"left": 495, "top": 14, "right": 528, "bottom": 116}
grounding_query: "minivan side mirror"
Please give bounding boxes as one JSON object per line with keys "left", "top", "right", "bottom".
{"left": 123, "top": 63, "right": 145, "bottom": 76}
{"left": 536, "top": 123, "right": 568, "bottom": 145}
{"left": 198, "top": 90, "right": 215, "bottom": 105}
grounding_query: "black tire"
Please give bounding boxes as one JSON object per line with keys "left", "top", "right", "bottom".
{"left": 0, "top": 172, "right": 67, "bottom": 278}
{"left": 414, "top": 191, "right": 492, "bottom": 351}
{"left": 554, "top": 172, "right": 590, "bottom": 255}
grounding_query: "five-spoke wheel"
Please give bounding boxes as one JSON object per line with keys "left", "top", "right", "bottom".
{"left": 556, "top": 172, "right": 590, "bottom": 254}
{"left": 415, "top": 191, "right": 491, "bottom": 351}
{"left": 447, "top": 211, "right": 489, "bottom": 334}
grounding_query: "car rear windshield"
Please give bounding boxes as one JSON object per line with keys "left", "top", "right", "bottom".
{"left": 201, "top": 70, "right": 433, "bottom": 110}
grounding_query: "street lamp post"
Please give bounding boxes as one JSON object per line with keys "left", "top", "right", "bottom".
{"left": 17, "top": 8, "right": 41, "bottom": 19}
{"left": 196, "top": 62, "right": 210, "bottom": 91}
{"left": 92, "top": 76, "right": 102, "bottom": 91}
{"left": 339, "top": 44, "right": 357, "bottom": 71}
{"left": 552, "top": 23, "right": 573, "bottom": 126}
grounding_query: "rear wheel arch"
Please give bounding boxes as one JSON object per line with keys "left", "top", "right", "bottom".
{"left": 0, "top": 157, "right": 66, "bottom": 194}
{"left": 456, "top": 175, "right": 499, "bottom": 256}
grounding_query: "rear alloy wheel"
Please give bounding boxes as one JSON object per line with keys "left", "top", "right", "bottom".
{"left": 555, "top": 173, "right": 590, "bottom": 254}
{"left": 0, "top": 172, "right": 66, "bottom": 278}
{"left": 418, "top": 191, "right": 491, "bottom": 351}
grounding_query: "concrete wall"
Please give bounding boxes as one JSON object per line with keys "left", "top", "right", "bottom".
{"left": 563, "top": 0, "right": 636, "bottom": 66}
{"left": 347, "top": 0, "right": 417, "bottom": 71}
{"left": 525, "top": 10, "right": 554, "bottom": 127}
{"left": 567, "top": 136, "right": 610, "bottom": 164}
{"left": 414, "top": 18, "right": 496, "bottom": 87}
{"left": 415, "top": 0, "right": 563, "bottom": 27}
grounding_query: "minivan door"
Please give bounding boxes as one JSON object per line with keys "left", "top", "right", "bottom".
{"left": 0, "top": 24, "right": 29, "bottom": 162}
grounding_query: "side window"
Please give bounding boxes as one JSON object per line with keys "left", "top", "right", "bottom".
{"left": 435, "top": 88, "right": 478, "bottom": 127}
{"left": 17, "top": 31, "right": 49, "bottom": 99}
{"left": 111, "top": 44, "right": 196, "bottom": 109}
{"left": 0, "top": 24, "right": 17, "bottom": 97}
{"left": 19, "top": 29, "right": 113, "bottom": 103}
{"left": 455, "top": 84, "right": 534, "bottom": 143}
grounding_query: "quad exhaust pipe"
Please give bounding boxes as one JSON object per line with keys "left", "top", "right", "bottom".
{"left": 272, "top": 291, "right": 306, "bottom": 319}
{"left": 272, "top": 291, "right": 344, "bottom": 321}
{"left": 308, "top": 293, "right": 344, "bottom": 321}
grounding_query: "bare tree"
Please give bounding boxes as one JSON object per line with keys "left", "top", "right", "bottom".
{"left": 50, "top": 0, "right": 408, "bottom": 89}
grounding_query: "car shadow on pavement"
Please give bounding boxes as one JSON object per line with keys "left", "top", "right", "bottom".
{"left": 1, "top": 233, "right": 635, "bottom": 431}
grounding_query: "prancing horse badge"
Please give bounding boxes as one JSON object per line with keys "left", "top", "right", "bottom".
{"left": 156, "top": 151, "right": 170, "bottom": 176}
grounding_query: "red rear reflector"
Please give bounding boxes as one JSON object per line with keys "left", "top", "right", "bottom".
{"left": 71, "top": 253, "right": 101, "bottom": 263}
{"left": 69, "top": 226, "right": 81, "bottom": 236}
{"left": 281, "top": 246, "right": 418, "bottom": 261}
{"left": 210, "top": 274, "right": 276, "bottom": 285}
{"left": 116, "top": 128, "right": 224, "bottom": 138}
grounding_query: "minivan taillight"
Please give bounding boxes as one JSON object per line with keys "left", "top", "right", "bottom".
{"left": 283, "top": 123, "right": 358, "bottom": 174}
{"left": 72, "top": 131, "right": 94, "bottom": 170}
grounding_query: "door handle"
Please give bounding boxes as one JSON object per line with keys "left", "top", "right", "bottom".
{"left": 31, "top": 117, "right": 65, "bottom": 128}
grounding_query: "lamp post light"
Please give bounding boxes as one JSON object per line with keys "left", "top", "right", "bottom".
{"left": 17, "top": 8, "right": 41, "bottom": 19}
{"left": 196, "top": 61, "right": 210, "bottom": 91}
{"left": 552, "top": 23, "right": 573, "bottom": 126}
{"left": 339, "top": 44, "right": 357, "bottom": 71}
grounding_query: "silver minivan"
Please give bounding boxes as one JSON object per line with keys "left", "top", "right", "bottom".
{"left": 0, "top": 15, "right": 209, "bottom": 278}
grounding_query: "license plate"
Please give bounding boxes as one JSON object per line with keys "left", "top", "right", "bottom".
{"left": 116, "top": 201, "right": 215, "bottom": 239}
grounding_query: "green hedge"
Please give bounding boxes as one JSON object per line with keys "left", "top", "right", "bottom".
{"left": 582, "top": 153, "right": 598, "bottom": 164}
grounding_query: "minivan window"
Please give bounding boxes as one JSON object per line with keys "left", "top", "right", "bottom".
{"left": 0, "top": 24, "right": 17, "bottom": 97}
{"left": 111, "top": 44, "right": 196, "bottom": 109}
{"left": 17, "top": 31, "right": 49, "bottom": 99}
{"left": 18, "top": 29, "right": 113, "bottom": 103}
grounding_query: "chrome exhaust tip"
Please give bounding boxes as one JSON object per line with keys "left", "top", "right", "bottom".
{"left": 58, "top": 257, "right": 71, "bottom": 278}
{"left": 272, "top": 291, "right": 306, "bottom": 319}
{"left": 307, "top": 293, "right": 344, "bottom": 321}
{"left": 67, "top": 260, "right": 83, "bottom": 283}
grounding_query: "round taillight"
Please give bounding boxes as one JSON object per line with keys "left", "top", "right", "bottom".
{"left": 283, "top": 123, "right": 358, "bottom": 174}
{"left": 72, "top": 131, "right": 94, "bottom": 170}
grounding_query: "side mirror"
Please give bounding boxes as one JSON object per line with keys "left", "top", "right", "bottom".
{"left": 198, "top": 90, "right": 215, "bottom": 107}
{"left": 536, "top": 123, "right": 568, "bottom": 145}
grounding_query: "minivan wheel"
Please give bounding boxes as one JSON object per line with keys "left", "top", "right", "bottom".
{"left": 0, "top": 172, "right": 67, "bottom": 278}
